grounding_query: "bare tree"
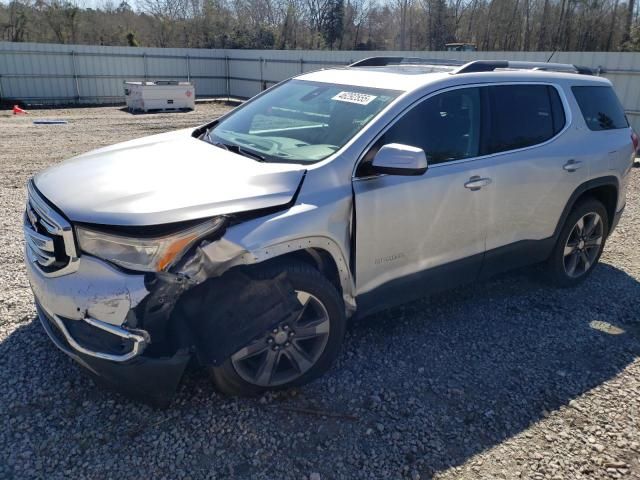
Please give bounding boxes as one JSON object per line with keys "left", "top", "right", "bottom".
{"left": 520, "top": 0, "right": 530, "bottom": 50}
{"left": 4, "top": 0, "right": 30, "bottom": 41}
{"left": 622, "top": 0, "right": 637, "bottom": 46}
{"left": 0, "top": 0, "right": 637, "bottom": 51}
{"left": 395, "top": 0, "right": 411, "bottom": 49}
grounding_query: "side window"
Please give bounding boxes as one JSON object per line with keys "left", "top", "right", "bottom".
{"left": 572, "top": 86, "right": 628, "bottom": 131}
{"left": 549, "top": 86, "right": 566, "bottom": 134}
{"left": 486, "top": 85, "right": 564, "bottom": 154}
{"left": 378, "top": 87, "right": 481, "bottom": 165}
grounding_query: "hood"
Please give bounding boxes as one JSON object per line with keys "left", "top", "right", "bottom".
{"left": 34, "top": 129, "right": 306, "bottom": 226}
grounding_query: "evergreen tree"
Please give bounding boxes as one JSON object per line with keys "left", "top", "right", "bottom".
{"left": 322, "top": 0, "right": 344, "bottom": 49}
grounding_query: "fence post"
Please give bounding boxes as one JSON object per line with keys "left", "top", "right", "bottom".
{"left": 259, "top": 57, "right": 265, "bottom": 91}
{"left": 142, "top": 53, "right": 148, "bottom": 81}
{"left": 71, "top": 51, "right": 80, "bottom": 102}
{"left": 186, "top": 54, "right": 191, "bottom": 82}
{"left": 225, "top": 55, "right": 230, "bottom": 100}
{"left": 300, "top": 58, "right": 304, "bottom": 73}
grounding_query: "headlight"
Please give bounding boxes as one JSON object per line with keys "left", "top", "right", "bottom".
{"left": 76, "top": 217, "right": 225, "bottom": 272}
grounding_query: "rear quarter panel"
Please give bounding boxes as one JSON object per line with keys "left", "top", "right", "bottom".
{"left": 565, "top": 77, "right": 634, "bottom": 213}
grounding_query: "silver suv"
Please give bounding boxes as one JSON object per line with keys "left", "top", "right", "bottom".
{"left": 24, "top": 58, "right": 637, "bottom": 404}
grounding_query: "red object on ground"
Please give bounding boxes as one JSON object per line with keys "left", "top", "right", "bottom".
{"left": 13, "top": 105, "right": 28, "bottom": 115}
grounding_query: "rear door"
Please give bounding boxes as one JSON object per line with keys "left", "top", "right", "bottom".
{"left": 479, "top": 83, "right": 588, "bottom": 277}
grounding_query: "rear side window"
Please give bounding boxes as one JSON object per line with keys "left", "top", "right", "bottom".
{"left": 572, "top": 86, "right": 628, "bottom": 131}
{"left": 486, "top": 85, "right": 565, "bottom": 154}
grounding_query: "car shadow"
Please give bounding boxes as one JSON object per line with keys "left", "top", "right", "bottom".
{"left": 1, "top": 262, "right": 639, "bottom": 478}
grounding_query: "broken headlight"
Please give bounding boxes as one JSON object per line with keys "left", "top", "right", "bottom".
{"left": 75, "top": 217, "right": 225, "bottom": 272}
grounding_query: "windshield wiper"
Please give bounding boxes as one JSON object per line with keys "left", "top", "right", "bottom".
{"left": 210, "top": 138, "right": 267, "bottom": 162}
{"left": 236, "top": 146, "right": 267, "bottom": 162}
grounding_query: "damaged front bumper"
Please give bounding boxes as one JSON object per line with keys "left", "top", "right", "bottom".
{"left": 36, "top": 303, "right": 190, "bottom": 406}
{"left": 26, "top": 249, "right": 190, "bottom": 406}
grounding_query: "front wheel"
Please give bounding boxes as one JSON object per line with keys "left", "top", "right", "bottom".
{"left": 545, "top": 198, "right": 609, "bottom": 287}
{"left": 210, "top": 260, "right": 346, "bottom": 396}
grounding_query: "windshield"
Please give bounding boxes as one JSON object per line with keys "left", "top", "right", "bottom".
{"left": 207, "top": 80, "right": 401, "bottom": 163}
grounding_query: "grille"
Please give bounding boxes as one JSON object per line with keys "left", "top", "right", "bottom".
{"left": 24, "top": 182, "right": 79, "bottom": 277}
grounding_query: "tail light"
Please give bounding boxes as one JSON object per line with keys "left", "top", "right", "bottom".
{"left": 632, "top": 131, "right": 639, "bottom": 152}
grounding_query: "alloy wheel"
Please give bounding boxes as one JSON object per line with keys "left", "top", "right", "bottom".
{"left": 563, "top": 212, "right": 604, "bottom": 278}
{"left": 230, "top": 290, "right": 331, "bottom": 387}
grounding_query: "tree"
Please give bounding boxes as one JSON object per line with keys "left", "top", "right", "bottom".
{"left": 278, "top": 1, "right": 300, "bottom": 48}
{"left": 42, "top": 0, "right": 81, "bottom": 43}
{"left": 5, "top": 0, "right": 30, "bottom": 41}
{"left": 117, "top": 0, "right": 132, "bottom": 12}
{"left": 622, "top": 0, "right": 637, "bottom": 47}
{"left": 395, "top": 0, "right": 411, "bottom": 49}
{"left": 322, "top": 0, "right": 344, "bottom": 48}
{"left": 126, "top": 30, "right": 138, "bottom": 45}
{"left": 0, "top": 0, "right": 638, "bottom": 51}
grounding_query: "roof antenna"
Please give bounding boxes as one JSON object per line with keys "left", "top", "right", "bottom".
{"left": 546, "top": 50, "right": 557, "bottom": 62}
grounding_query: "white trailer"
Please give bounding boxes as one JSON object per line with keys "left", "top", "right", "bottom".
{"left": 124, "top": 81, "right": 195, "bottom": 112}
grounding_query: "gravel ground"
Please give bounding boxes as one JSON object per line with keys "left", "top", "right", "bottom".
{"left": 1, "top": 105, "right": 640, "bottom": 480}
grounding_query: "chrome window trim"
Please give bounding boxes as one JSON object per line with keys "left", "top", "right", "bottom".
{"left": 352, "top": 81, "right": 573, "bottom": 179}
{"left": 26, "top": 181, "right": 80, "bottom": 277}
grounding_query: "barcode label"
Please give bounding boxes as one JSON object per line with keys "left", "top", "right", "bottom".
{"left": 332, "top": 91, "right": 377, "bottom": 105}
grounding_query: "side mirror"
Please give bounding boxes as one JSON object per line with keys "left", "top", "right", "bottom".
{"left": 371, "top": 143, "right": 428, "bottom": 176}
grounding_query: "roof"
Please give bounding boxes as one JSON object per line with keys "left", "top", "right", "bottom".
{"left": 297, "top": 67, "right": 452, "bottom": 92}
{"left": 297, "top": 62, "right": 611, "bottom": 94}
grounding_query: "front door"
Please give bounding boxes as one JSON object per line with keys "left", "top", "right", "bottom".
{"left": 352, "top": 86, "right": 490, "bottom": 314}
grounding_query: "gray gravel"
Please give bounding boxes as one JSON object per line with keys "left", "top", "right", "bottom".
{"left": 1, "top": 105, "right": 640, "bottom": 480}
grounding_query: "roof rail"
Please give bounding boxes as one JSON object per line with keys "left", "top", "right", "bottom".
{"left": 348, "top": 57, "right": 603, "bottom": 75}
{"left": 453, "top": 60, "right": 602, "bottom": 75}
{"left": 349, "top": 56, "right": 465, "bottom": 68}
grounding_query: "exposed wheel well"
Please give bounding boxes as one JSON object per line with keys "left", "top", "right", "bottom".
{"left": 574, "top": 184, "right": 617, "bottom": 231}
{"left": 255, "top": 248, "right": 343, "bottom": 295}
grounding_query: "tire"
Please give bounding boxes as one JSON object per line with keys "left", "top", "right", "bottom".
{"left": 210, "top": 260, "right": 346, "bottom": 396}
{"left": 545, "top": 197, "right": 609, "bottom": 288}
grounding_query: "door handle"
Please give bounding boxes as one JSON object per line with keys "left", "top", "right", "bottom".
{"left": 464, "top": 176, "right": 492, "bottom": 191}
{"left": 563, "top": 159, "right": 583, "bottom": 172}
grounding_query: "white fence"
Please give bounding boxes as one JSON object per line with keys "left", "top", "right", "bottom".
{"left": 2, "top": 42, "right": 640, "bottom": 130}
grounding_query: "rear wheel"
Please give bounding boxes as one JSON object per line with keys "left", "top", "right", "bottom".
{"left": 210, "top": 260, "right": 346, "bottom": 396}
{"left": 546, "top": 198, "right": 608, "bottom": 287}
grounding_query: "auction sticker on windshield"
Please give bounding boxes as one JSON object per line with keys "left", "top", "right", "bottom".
{"left": 332, "top": 91, "right": 378, "bottom": 105}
